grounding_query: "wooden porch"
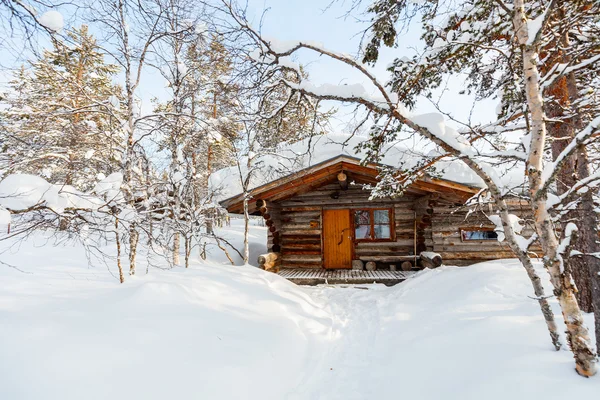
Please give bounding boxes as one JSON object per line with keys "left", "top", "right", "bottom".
{"left": 277, "top": 268, "right": 417, "bottom": 286}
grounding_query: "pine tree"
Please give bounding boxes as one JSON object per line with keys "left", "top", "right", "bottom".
{"left": 0, "top": 25, "right": 125, "bottom": 191}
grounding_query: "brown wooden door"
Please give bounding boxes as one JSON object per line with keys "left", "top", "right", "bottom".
{"left": 323, "top": 209, "right": 353, "bottom": 269}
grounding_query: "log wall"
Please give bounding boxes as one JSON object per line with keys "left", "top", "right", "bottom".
{"left": 277, "top": 183, "right": 419, "bottom": 269}
{"left": 267, "top": 183, "right": 537, "bottom": 268}
{"left": 430, "top": 199, "right": 541, "bottom": 266}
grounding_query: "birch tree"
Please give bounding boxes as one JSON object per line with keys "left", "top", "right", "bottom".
{"left": 88, "top": 0, "right": 193, "bottom": 275}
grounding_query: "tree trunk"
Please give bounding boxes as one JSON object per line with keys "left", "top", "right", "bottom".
{"left": 243, "top": 195, "right": 250, "bottom": 264}
{"left": 115, "top": 217, "right": 124, "bottom": 284}
{"left": 575, "top": 147, "right": 600, "bottom": 355}
{"left": 184, "top": 235, "right": 190, "bottom": 269}
{"left": 173, "top": 232, "right": 180, "bottom": 266}
{"left": 514, "top": 0, "right": 596, "bottom": 375}
{"left": 129, "top": 223, "right": 139, "bottom": 276}
{"left": 544, "top": 8, "right": 597, "bottom": 313}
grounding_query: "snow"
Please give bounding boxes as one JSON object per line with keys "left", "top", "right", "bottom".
{"left": 39, "top": 10, "right": 64, "bottom": 33}
{"left": 195, "top": 22, "right": 207, "bottom": 35}
{"left": 558, "top": 223, "right": 578, "bottom": 272}
{"left": 0, "top": 207, "right": 10, "bottom": 226}
{"left": 209, "top": 132, "right": 487, "bottom": 202}
{"left": 176, "top": 61, "right": 188, "bottom": 76}
{"left": 0, "top": 174, "right": 111, "bottom": 213}
{"left": 93, "top": 172, "right": 124, "bottom": 203}
{"left": 420, "top": 251, "right": 440, "bottom": 259}
{"left": 108, "top": 95, "right": 121, "bottom": 110}
{"left": 210, "top": 130, "right": 527, "bottom": 203}
{"left": 0, "top": 222, "right": 598, "bottom": 399}
{"left": 488, "top": 214, "right": 524, "bottom": 246}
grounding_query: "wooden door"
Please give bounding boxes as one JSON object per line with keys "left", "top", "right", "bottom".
{"left": 323, "top": 209, "right": 353, "bottom": 269}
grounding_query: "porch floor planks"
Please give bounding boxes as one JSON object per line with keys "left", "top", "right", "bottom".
{"left": 277, "top": 268, "right": 417, "bottom": 286}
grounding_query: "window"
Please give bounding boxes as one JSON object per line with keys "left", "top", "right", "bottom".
{"left": 354, "top": 208, "right": 393, "bottom": 241}
{"left": 460, "top": 229, "right": 498, "bottom": 241}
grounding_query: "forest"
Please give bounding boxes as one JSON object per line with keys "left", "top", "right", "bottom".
{"left": 0, "top": 0, "right": 599, "bottom": 398}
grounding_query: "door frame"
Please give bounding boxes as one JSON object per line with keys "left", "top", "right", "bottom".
{"left": 321, "top": 208, "right": 354, "bottom": 269}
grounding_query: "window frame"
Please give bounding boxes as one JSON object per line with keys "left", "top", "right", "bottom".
{"left": 352, "top": 208, "right": 395, "bottom": 242}
{"left": 460, "top": 228, "right": 499, "bottom": 242}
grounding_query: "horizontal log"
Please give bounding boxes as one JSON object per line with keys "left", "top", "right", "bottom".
{"left": 282, "top": 255, "right": 322, "bottom": 263}
{"left": 280, "top": 229, "right": 322, "bottom": 235}
{"left": 355, "top": 250, "right": 414, "bottom": 257}
{"left": 281, "top": 206, "right": 322, "bottom": 212}
{"left": 281, "top": 236, "right": 321, "bottom": 246}
{"left": 282, "top": 243, "right": 321, "bottom": 250}
{"left": 437, "top": 251, "right": 516, "bottom": 260}
{"left": 358, "top": 255, "right": 417, "bottom": 262}
{"left": 282, "top": 249, "right": 321, "bottom": 256}
{"left": 280, "top": 261, "right": 322, "bottom": 269}
{"left": 280, "top": 223, "right": 316, "bottom": 230}
{"left": 420, "top": 251, "right": 443, "bottom": 268}
{"left": 257, "top": 252, "right": 280, "bottom": 266}
{"left": 355, "top": 241, "right": 414, "bottom": 248}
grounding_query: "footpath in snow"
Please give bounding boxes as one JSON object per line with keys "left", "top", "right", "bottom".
{"left": 0, "top": 224, "right": 598, "bottom": 399}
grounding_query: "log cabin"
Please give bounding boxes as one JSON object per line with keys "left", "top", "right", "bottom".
{"left": 218, "top": 154, "right": 534, "bottom": 284}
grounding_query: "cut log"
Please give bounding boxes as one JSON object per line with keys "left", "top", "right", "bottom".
{"left": 257, "top": 252, "right": 281, "bottom": 273}
{"left": 401, "top": 261, "right": 413, "bottom": 271}
{"left": 390, "top": 264, "right": 397, "bottom": 271}
{"left": 352, "top": 260, "right": 364, "bottom": 270}
{"left": 365, "top": 261, "right": 376, "bottom": 271}
{"left": 420, "top": 251, "right": 443, "bottom": 268}
{"left": 338, "top": 172, "right": 348, "bottom": 190}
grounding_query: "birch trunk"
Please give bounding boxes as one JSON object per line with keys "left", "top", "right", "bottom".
{"left": 173, "top": 232, "right": 180, "bottom": 266}
{"left": 184, "top": 236, "right": 190, "bottom": 269}
{"left": 118, "top": 0, "right": 139, "bottom": 277}
{"left": 115, "top": 217, "right": 124, "bottom": 284}
{"left": 129, "top": 224, "right": 139, "bottom": 276}
{"left": 513, "top": 0, "right": 596, "bottom": 376}
{"left": 243, "top": 195, "right": 250, "bottom": 264}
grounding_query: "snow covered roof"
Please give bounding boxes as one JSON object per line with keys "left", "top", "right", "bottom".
{"left": 217, "top": 155, "right": 480, "bottom": 214}
{"left": 210, "top": 133, "right": 526, "bottom": 214}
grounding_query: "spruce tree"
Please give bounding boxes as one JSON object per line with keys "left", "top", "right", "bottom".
{"left": 0, "top": 25, "right": 125, "bottom": 191}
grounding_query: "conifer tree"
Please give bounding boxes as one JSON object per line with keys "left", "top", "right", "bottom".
{"left": 0, "top": 25, "right": 124, "bottom": 191}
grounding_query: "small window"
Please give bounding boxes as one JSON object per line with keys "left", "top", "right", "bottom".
{"left": 461, "top": 229, "right": 498, "bottom": 241}
{"left": 354, "top": 209, "right": 393, "bottom": 241}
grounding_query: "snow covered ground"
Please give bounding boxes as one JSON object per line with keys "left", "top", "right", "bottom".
{"left": 0, "top": 220, "right": 598, "bottom": 399}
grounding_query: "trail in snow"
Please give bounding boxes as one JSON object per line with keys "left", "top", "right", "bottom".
{"left": 0, "top": 224, "right": 599, "bottom": 399}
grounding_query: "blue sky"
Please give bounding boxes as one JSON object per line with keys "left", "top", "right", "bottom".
{"left": 237, "top": 0, "right": 496, "bottom": 130}
{"left": 1, "top": 0, "right": 497, "bottom": 131}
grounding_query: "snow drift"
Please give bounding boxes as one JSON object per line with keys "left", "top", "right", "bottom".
{"left": 0, "top": 226, "right": 598, "bottom": 399}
